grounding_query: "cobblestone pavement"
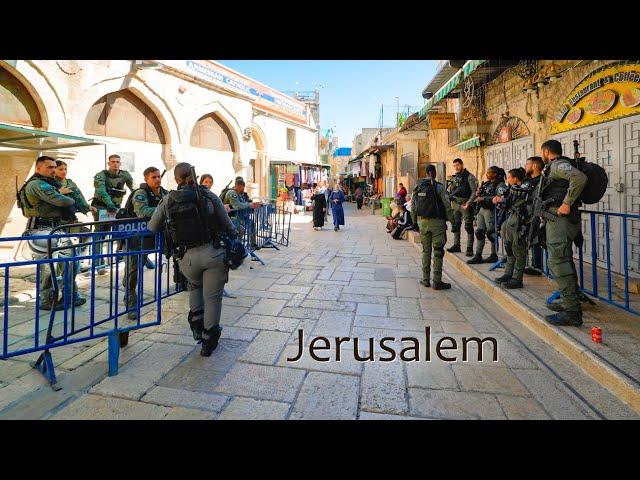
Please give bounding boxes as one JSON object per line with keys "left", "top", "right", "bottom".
{"left": 1, "top": 204, "right": 638, "bottom": 420}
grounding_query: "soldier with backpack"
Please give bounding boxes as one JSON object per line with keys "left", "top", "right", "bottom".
{"left": 538, "top": 139, "right": 588, "bottom": 327}
{"left": 147, "top": 162, "right": 242, "bottom": 356}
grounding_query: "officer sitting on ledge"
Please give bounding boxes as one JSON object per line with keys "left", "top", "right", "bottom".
{"left": 411, "top": 164, "right": 455, "bottom": 290}
{"left": 148, "top": 162, "right": 240, "bottom": 356}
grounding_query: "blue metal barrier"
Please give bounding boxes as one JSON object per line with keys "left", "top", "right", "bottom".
{"left": 0, "top": 218, "right": 181, "bottom": 389}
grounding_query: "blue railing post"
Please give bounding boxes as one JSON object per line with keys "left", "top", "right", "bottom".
{"left": 108, "top": 331, "right": 120, "bottom": 376}
{"left": 622, "top": 217, "right": 630, "bottom": 311}
{"left": 605, "top": 213, "right": 612, "bottom": 301}
{"left": 590, "top": 212, "right": 598, "bottom": 297}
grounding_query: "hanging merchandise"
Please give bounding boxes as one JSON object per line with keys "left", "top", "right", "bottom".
{"left": 369, "top": 156, "right": 376, "bottom": 175}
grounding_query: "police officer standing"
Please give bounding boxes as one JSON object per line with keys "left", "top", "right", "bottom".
{"left": 122, "top": 166, "right": 168, "bottom": 320}
{"left": 224, "top": 177, "right": 261, "bottom": 247}
{"left": 467, "top": 166, "right": 506, "bottom": 265}
{"left": 447, "top": 158, "right": 478, "bottom": 256}
{"left": 19, "top": 156, "right": 85, "bottom": 310}
{"left": 492, "top": 167, "right": 529, "bottom": 289}
{"left": 523, "top": 156, "right": 545, "bottom": 276}
{"left": 91, "top": 154, "right": 134, "bottom": 273}
{"left": 538, "top": 140, "right": 587, "bottom": 327}
{"left": 411, "top": 164, "right": 455, "bottom": 290}
{"left": 148, "top": 162, "right": 240, "bottom": 356}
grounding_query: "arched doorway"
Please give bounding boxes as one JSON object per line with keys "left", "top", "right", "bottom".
{"left": 188, "top": 112, "right": 237, "bottom": 195}
{"left": 0, "top": 64, "right": 47, "bottom": 236}
{"left": 485, "top": 115, "right": 533, "bottom": 173}
{"left": 250, "top": 126, "right": 267, "bottom": 198}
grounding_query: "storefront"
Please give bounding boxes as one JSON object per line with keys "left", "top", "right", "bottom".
{"left": 270, "top": 161, "right": 328, "bottom": 209}
{"left": 549, "top": 61, "right": 640, "bottom": 277}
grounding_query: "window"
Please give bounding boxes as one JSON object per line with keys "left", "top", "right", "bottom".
{"left": 190, "top": 113, "right": 234, "bottom": 151}
{"left": 84, "top": 90, "right": 165, "bottom": 143}
{"left": 287, "top": 128, "right": 296, "bottom": 151}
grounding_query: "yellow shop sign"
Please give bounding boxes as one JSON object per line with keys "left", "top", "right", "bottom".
{"left": 551, "top": 61, "right": 640, "bottom": 133}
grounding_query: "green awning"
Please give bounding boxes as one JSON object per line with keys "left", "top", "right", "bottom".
{"left": 0, "top": 123, "right": 103, "bottom": 150}
{"left": 419, "top": 69, "right": 463, "bottom": 118}
{"left": 462, "top": 60, "right": 488, "bottom": 77}
{"left": 456, "top": 136, "right": 481, "bottom": 151}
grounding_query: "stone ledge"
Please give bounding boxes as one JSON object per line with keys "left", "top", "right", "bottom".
{"left": 432, "top": 246, "right": 640, "bottom": 415}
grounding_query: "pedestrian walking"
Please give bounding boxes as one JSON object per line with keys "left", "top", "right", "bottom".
{"left": 311, "top": 184, "right": 326, "bottom": 230}
{"left": 355, "top": 185, "right": 364, "bottom": 210}
{"left": 148, "top": 162, "right": 241, "bottom": 356}
{"left": 329, "top": 184, "right": 346, "bottom": 231}
{"left": 411, "top": 165, "right": 454, "bottom": 290}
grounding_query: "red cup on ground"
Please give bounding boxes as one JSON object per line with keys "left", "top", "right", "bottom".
{"left": 591, "top": 326, "right": 602, "bottom": 343}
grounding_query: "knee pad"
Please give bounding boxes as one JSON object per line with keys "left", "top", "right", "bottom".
{"left": 464, "top": 223, "right": 474, "bottom": 235}
{"left": 433, "top": 247, "right": 445, "bottom": 259}
{"left": 486, "top": 231, "right": 496, "bottom": 243}
{"left": 505, "top": 242, "right": 514, "bottom": 256}
{"left": 475, "top": 229, "right": 486, "bottom": 241}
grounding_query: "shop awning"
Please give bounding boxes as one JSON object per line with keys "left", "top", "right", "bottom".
{"left": 462, "top": 60, "right": 488, "bottom": 77}
{"left": 456, "top": 136, "right": 481, "bottom": 151}
{"left": 0, "top": 123, "right": 103, "bottom": 150}
{"left": 419, "top": 69, "right": 463, "bottom": 118}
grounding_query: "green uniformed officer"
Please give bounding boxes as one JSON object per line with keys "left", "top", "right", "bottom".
{"left": 19, "top": 156, "right": 85, "bottom": 310}
{"left": 539, "top": 139, "right": 587, "bottom": 326}
{"left": 412, "top": 164, "right": 455, "bottom": 290}
{"left": 91, "top": 154, "right": 134, "bottom": 273}
{"left": 467, "top": 166, "right": 506, "bottom": 265}
{"left": 446, "top": 158, "right": 478, "bottom": 256}
{"left": 122, "top": 166, "right": 168, "bottom": 319}
{"left": 224, "top": 177, "right": 261, "bottom": 247}
{"left": 148, "top": 162, "right": 240, "bottom": 357}
{"left": 493, "top": 167, "right": 529, "bottom": 289}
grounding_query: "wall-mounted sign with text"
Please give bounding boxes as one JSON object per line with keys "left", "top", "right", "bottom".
{"left": 551, "top": 61, "right": 640, "bottom": 133}
{"left": 161, "top": 60, "right": 309, "bottom": 126}
{"left": 429, "top": 113, "right": 457, "bottom": 129}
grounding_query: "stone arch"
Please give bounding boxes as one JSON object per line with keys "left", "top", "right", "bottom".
{"left": 487, "top": 115, "right": 530, "bottom": 145}
{"left": 250, "top": 123, "right": 268, "bottom": 197}
{"left": 70, "top": 76, "right": 181, "bottom": 168}
{"left": 185, "top": 102, "right": 244, "bottom": 172}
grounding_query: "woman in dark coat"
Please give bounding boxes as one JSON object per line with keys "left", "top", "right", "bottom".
{"left": 311, "top": 184, "right": 327, "bottom": 230}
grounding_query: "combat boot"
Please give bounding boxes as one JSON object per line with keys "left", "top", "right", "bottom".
{"left": 482, "top": 254, "right": 499, "bottom": 264}
{"left": 545, "top": 310, "right": 583, "bottom": 327}
{"left": 546, "top": 303, "right": 566, "bottom": 312}
{"left": 494, "top": 274, "right": 512, "bottom": 284}
{"left": 467, "top": 255, "right": 483, "bottom": 265}
{"left": 419, "top": 279, "right": 430, "bottom": 288}
{"left": 503, "top": 278, "right": 523, "bottom": 289}
{"left": 200, "top": 325, "right": 223, "bottom": 357}
{"left": 524, "top": 267, "right": 542, "bottom": 276}
{"left": 188, "top": 310, "right": 204, "bottom": 342}
{"left": 432, "top": 281, "right": 451, "bottom": 290}
{"left": 446, "top": 245, "right": 461, "bottom": 253}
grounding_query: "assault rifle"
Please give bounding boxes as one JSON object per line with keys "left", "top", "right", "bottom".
{"left": 526, "top": 175, "right": 557, "bottom": 246}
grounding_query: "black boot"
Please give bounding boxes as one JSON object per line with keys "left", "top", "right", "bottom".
{"left": 524, "top": 267, "right": 542, "bottom": 276}
{"left": 188, "top": 310, "right": 204, "bottom": 342}
{"left": 482, "top": 254, "right": 499, "bottom": 263}
{"left": 467, "top": 255, "right": 483, "bottom": 265}
{"left": 419, "top": 278, "right": 430, "bottom": 288}
{"left": 465, "top": 247, "right": 474, "bottom": 257}
{"left": 546, "top": 303, "right": 566, "bottom": 312}
{"left": 432, "top": 281, "right": 452, "bottom": 290}
{"left": 447, "top": 245, "right": 461, "bottom": 253}
{"left": 545, "top": 310, "right": 583, "bottom": 327}
{"left": 503, "top": 278, "right": 523, "bottom": 289}
{"left": 200, "top": 325, "right": 223, "bottom": 357}
{"left": 494, "top": 274, "right": 512, "bottom": 284}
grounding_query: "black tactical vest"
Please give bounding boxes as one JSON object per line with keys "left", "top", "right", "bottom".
{"left": 122, "top": 183, "right": 164, "bottom": 218}
{"left": 165, "top": 186, "right": 218, "bottom": 253}
{"left": 449, "top": 169, "right": 472, "bottom": 199}
{"left": 541, "top": 159, "right": 571, "bottom": 208}
{"left": 477, "top": 180, "right": 500, "bottom": 209}
{"left": 414, "top": 179, "right": 446, "bottom": 219}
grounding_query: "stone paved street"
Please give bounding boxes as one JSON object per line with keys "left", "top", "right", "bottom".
{"left": 1, "top": 204, "right": 638, "bottom": 420}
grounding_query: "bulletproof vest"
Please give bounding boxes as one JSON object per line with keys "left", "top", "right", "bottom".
{"left": 19, "top": 174, "right": 74, "bottom": 220}
{"left": 477, "top": 180, "right": 499, "bottom": 209}
{"left": 122, "top": 183, "right": 163, "bottom": 218}
{"left": 449, "top": 169, "right": 472, "bottom": 199}
{"left": 93, "top": 170, "right": 128, "bottom": 207}
{"left": 506, "top": 183, "right": 530, "bottom": 213}
{"left": 165, "top": 186, "right": 218, "bottom": 252}
{"left": 540, "top": 159, "right": 570, "bottom": 208}
{"left": 413, "top": 179, "right": 446, "bottom": 219}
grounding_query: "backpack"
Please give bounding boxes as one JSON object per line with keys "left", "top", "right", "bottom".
{"left": 572, "top": 157, "right": 608, "bottom": 205}
{"left": 166, "top": 189, "right": 211, "bottom": 251}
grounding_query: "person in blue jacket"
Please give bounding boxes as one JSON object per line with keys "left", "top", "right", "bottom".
{"left": 329, "top": 184, "right": 346, "bottom": 231}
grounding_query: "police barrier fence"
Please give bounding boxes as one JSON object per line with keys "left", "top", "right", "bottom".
{"left": 491, "top": 208, "right": 639, "bottom": 316}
